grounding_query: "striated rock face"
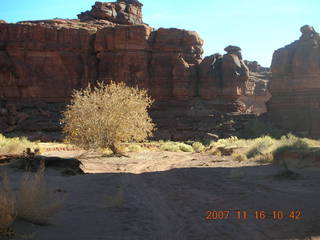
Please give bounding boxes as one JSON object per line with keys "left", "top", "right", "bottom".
{"left": 0, "top": 22, "right": 98, "bottom": 101}
{"left": 78, "top": 1, "right": 143, "bottom": 25}
{"left": 95, "top": 26, "right": 203, "bottom": 100}
{"left": 0, "top": 23, "right": 203, "bottom": 102}
{"left": 267, "top": 25, "right": 320, "bottom": 137}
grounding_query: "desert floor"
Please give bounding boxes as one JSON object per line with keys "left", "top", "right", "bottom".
{"left": 3, "top": 150, "right": 320, "bottom": 240}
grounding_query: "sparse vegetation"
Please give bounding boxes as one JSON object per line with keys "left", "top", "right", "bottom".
{"left": 17, "top": 162, "right": 63, "bottom": 225}
{"left": 210, "top": 136, "right": 247, "bottom": 149}
{"left": 127, "top": 144, "right": 142, "bottom": 152}
{"left": 0, "top": 134, "right": 39, "bottom": 155}
{"left": 61, "top": 81, "right": 155, "bottom": 154}
{"left": 159, "top": 142, "right": 195, "bottom": 152}
{"left": 232, "top": 153, "right": 247, "bottom": 162}
{"left": 213, "top": 134, "right": 320, "bottom": 167}
{"left": 0, "top": 165, "right": 63, "bottom": 237}
{"left": 160, "top": 142, "right": 181, "bottom": 152}
{"left": 178, "top": 143, "right": 194, "bottom": 152}
{"left": 246, "top": 136, "right": 275, "bottom": 159}
{"left": 192, "top": 142, "right": 205, "bottom": 152}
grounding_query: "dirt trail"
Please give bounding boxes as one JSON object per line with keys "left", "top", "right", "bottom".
{"left": 6, "top": 151, "right": 320, "bottom": 240}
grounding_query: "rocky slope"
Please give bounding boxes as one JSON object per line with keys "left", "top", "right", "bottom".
{"left": 267, "top": 25, "right": 320, "bottom": 137}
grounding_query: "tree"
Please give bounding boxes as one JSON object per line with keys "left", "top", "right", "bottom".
{"left": 61, "top": 81, "right": 155, "bottom": 153}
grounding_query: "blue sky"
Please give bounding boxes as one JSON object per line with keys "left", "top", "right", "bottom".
{"left": 1, "top": 0, "right": 319, "bottom": 67}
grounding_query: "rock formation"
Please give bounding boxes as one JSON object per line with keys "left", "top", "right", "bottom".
{"left": 0, "top": 20, "right": 6, "bottom": 24}
{"left": 244, "top": 60, "right": 270, "bottom": 73}
{"left": 198, "top": 46, "right": 250, "bottom": 111}
{"left": 267, "top": 25, "right": 320, "bottom": 137}
{"left": 0, "top": 1, "right": 257, "bottom": 140}
{"left": 78, "top": 1, "right": 143, "bottom": 25}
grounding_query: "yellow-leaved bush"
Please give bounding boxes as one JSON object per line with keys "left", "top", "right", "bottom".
{"left": 61, "top": 81, "right": 155, "bottom": 153}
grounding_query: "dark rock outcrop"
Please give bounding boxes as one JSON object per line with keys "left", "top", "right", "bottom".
{"left": 267, "top": 25, "right": 320, "bottom": 137}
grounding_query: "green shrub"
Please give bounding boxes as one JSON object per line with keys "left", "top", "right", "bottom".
{"left": 61, "top": 82, "right": 155, "bottom": 153}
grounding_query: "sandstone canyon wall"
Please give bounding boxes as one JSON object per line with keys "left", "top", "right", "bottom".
{"left": 0, "top": 1, "right": 255, "bottom": 140}
{"left": 267, "top": 25, "right": 320, "bottom": 137}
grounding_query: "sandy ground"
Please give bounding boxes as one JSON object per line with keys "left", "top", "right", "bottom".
{"left": 2, "top": 150, "right": 320, "bottom": 240}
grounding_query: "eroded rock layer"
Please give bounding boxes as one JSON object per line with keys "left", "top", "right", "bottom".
{"left": 267, "top": 25, "right": 320, "bottom": 137}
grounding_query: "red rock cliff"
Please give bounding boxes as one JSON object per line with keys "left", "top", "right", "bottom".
{"left": 267, "top": 25, "right": 320, "bottom": 137}
{"left": 0, "top": 1, "right": 254, "bottom": 139}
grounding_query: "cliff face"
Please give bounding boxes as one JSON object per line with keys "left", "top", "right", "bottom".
{"left": 0, "top": 22, "right": 203, "bottom": 102}
{"left": 95, "top": 26, "right": 203, "bottom": 101}
{"left": 267, "top": 25, "right": 320, "bottom": 137}
{"left": 0, "top": 1, "right": 254, "bottom": 139}
{"left": 0, "top": 22, "right": 98, "bottom": 101}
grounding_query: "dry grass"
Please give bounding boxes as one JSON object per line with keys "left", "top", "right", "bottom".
{"left": 0, "top": 134, "right": 39, "bottom": 156}
{"left": 0, "top": 170, "right": 16, "bottom": 231}
{"left": 17, "top": 162, "right": 63, "bottom": 225}
{"left": 192, "top": 142, "right": 205, "bottom": 152}
{"left": 212, "top": 134, "right": 320, "bottom": 167}
{"left": 232, "top": 153, "right": 248, "bottom": 162}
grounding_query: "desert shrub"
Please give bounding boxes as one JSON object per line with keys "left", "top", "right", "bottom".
{"left": 211, "top": 136, "right": 247, "bottom": 148}
{"left": 0, "top": 171, "right": 16, "bottom": 231}
{"left": 0, "top": 134, "right": 38, "bottom": 155}
{"left": 17, "top": 163, "right": 63, "bottom": 225}
{"left": 192, "top": 142, "right": 205, "bottom": 152}
{"left": 246, "top": 136, "right": 276, "bottom": 158}
{"left": 61, "top": 82, "right": 155, "bottom": 153}
{"left": 160, "top": 142, "right": 180, "bottom": 152}
{"left": 232, "top": 153, "right": 247, "bottom": 162}
{"left": 272, "top": 134, "right": 320, "bottom": 165}
{"left": 127, "top": 144, "right": 142, "bottom": 152}
{"left": 178, "top": 143, "right": 194, "bottom": 152}
{"left": 252, "top": 152, "right": 274, "bottom": 163}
